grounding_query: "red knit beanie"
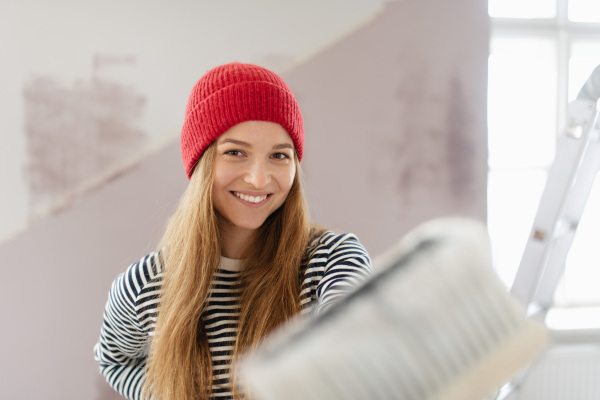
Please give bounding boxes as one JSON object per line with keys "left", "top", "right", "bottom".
{"left": 181, "top": 62, "right": 304, "bottom": 179}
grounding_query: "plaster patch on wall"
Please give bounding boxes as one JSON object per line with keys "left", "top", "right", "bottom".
{"left": 22, "top": 56, "right": 146, "bottom": 215}
{"left": 445, "top": 75, "right": 476, "bottom": 200}
{"left": 367, "top": 64, "right": 479, "bottom": 213}
{"left": 366, "top": 64, "right": 442, "bottom": 206}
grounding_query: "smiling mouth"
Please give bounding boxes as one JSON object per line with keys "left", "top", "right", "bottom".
{"left": 233, "top": 191, "right": 269, "bottom": 204}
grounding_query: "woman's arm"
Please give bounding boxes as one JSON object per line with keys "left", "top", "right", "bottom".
{"left": 315, "top": 233, "right": 372, "bottom": 315}
{"left": 94, "top": 252, "right": 163, "bottom": 400}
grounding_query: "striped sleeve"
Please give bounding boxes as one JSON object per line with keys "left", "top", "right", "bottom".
{"left": 93, "top": 252, "right": 163, "bottom": 400}
{"left": 314, "top": 232, "right": 372, "bottom": 315}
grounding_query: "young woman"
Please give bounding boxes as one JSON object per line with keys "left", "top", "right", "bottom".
{"left": 94, "top": 62, "right": 372, "bottom": 400}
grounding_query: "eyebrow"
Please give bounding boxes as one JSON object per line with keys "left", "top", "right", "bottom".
{"left": 218, "top": 138, "right": 251, "bottom": 148}
{"left": 272, "top": 143, "right": 295, "bottom": 151}
{"left": 217, "top": 138, "right": 294, "bottom": 151}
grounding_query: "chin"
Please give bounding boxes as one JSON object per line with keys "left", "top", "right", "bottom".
{"left": 226, "top": 216, "right": 269, "bottom": 232}
{"left": 238, "top": 220, "right": 268, "bottom": 231}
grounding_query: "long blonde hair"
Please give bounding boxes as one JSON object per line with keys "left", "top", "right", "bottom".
{"left": 144, "top": 143, "right": 318, "bottom": 399}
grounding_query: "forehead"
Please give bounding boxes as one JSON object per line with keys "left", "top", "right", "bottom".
{"left": 217, "top": 121, "right": 293, "bottom": 147}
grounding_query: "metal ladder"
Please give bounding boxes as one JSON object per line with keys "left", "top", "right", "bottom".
{"left": 498, "top": 65, "right": 600, "bottom": 400}
{"left": 510, "top": 64, "right": 600, "bottom": 318}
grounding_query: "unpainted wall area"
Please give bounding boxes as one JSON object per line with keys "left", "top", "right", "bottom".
{"left": 290, "top": 0, "right": 488, "bottom": 257}
{"left": 0, "top": 0, "right": 488, "bottom": 399}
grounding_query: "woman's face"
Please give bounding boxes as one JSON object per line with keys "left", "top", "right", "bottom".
{"left": 212, "top": 120, "right": 296, "bottom": 234}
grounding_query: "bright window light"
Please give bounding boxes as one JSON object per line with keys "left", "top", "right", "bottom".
{"left": 546, "top": 306, "right": 600, "bottom": 329}
{"left": 489, "top": 0, "right": 556, "bottom": 19}
{"left": 488, "top": 37, "right": 557, "bottom": 169}
{"left": 569, "top": 0, "right": 600, "bottom": 22}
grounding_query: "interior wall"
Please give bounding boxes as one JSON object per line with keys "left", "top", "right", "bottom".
{"left": 290, "top": 0, "right": 489, "bottom": 257}
{"left": 0, "top": 0, "right": 489, "bottom": 399}
{"left": 0, "top": 142, "right": 187, "bottom": 400}
{"left": 0, "top": 0, "right": 391, "bottom": 244}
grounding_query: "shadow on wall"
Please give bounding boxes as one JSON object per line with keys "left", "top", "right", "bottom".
{"left": 22, "top": 54, "right": 146, "bottom": 217}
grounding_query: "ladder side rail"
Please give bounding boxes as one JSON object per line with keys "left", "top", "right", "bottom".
{"left": 533, "top": 123, "right": 600, "bottom": 310}
{"left": 577, "top": 64, "right": 600, "bottom": 103}
{"left": 510, "top": 99, "right": 599, "bottom": 307}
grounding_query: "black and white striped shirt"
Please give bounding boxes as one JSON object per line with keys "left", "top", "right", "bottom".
{"left": 94, "top": 231, "right": 372, "bottom": 400}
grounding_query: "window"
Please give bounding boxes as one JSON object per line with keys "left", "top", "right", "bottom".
{"left": 487, "top": 0, "right": 600, "bottom": 328}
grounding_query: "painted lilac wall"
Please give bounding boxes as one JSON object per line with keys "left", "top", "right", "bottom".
{"left": 290, "top": 0, "right": 489, "bottom": 256}
{"left": 0, "top": 0, "right": 488, "bottom": 398}
{"left": 0, "top": 142, "right": 187, "bottom": 399}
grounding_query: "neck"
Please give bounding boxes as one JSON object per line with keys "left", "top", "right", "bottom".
{"left": 219, "top": 221, "right": 256, "bottom": 259}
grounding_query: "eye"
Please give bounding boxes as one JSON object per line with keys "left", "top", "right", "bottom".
{"left": 271, "top": 152, "right": 290, "bottom": 160}
{"left": 224, "top": 150, "right": 244, "bottom": 157}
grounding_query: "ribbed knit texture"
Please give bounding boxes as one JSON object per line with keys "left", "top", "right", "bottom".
{"left": 181, "top": 62, "right": 304, "bottom": 178}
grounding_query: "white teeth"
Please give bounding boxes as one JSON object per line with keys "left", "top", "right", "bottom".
{"left": 234, "top": 192, "right": 267, "bottom": 204}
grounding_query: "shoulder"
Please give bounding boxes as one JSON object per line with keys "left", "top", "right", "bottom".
{"left": 306, "top": 231, "right": 371, "bottom": 264}
{"left": 300, "top": 230, "right": 372, "bottom": 314}
{"left": 302, "top": 230, "right": 372, "bottom": 280}
{"left": 112, "top": 251, "right": 164, "bottom": 311}
{"left": 120, "top": 251, "right": 164, "bottom": 290}
{"left": 123, "top": 251, "right": 164, "bottom": 283}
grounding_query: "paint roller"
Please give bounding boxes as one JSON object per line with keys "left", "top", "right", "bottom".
{"left": 236, "top": 217, "right": 547, "bottom": 400}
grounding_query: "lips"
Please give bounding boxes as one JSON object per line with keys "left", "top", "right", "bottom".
{"left": 233, "top": 191, "right": 269, "bottom": 204}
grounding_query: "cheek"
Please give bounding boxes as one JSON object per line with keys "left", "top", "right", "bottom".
{"left": 283, "top": 166, "right": 296, "bottom": 189}
{"left": 211, "top": 168, "right": 233, "bottom": 210}
{"left": 212, "top": 164, "right": 234, "bottom": 190}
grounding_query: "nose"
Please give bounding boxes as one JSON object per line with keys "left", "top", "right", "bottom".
{"left": 243, "top": 158, "right": 271, "bottom": 188}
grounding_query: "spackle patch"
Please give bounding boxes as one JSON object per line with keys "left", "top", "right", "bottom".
{"left": 22, "top": 55, "right": 146, "bottom": 214}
